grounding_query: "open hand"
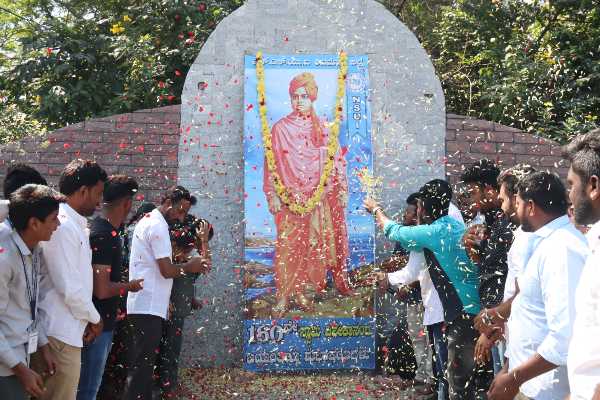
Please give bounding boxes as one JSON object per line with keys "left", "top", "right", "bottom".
{"left": 363, "top": 197, "right": 379, "bottom": 214}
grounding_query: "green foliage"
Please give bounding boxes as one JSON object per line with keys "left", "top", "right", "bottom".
{"left": 0, "top": 95, "right": 46, "bottom": 144}
{"left": 1, "top": 0, "right": 599, "bottom": 144}
{"left": 0, "top": 0, "right": 242, "bottom": 139}
{"left": 386, "top": 0, "right": 600, "bottom": 142}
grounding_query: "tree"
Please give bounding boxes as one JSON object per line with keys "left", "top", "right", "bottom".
{"left": 0, "top": 0, "right": 242, "bottom": 143}
{"left": 1, "top": 0, "right": 599, "bottom": 144}
{"left": 382, "top": 0, "right": 600, "bottom": 142}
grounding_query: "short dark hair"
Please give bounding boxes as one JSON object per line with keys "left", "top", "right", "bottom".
{"left": 169, "top": 214, "right": 213, "bottom": 248}
{"left": 461, "top": 159, "right": 501, "bottom": 190}
{"left": 562, "top": 128, "right": 600, "bottom": 183}
{"left": 497, "top": 164, "right": 537, "bottom": 196}
{"left": 128, "top": 202, "right": 156, "bottom": 226}
{"left": 516, "top": 171, "right": 567, "bottom": 216}
{"left": 103, "top": 175, "right": 139, "bottom": 204}
{"left": 406, "top": 192, "right": 420, "bottom": 206}
{"left": 9, "top": 184, "right": 65, "bottom": 231}
{"left": 418, "top": 179, "right": 452, "bottom": 220}
{"left": 59, "top": 159, "right": 108, "bottom": 196}
{"left": 161, "top": 185, "right": 197, "bottom": 206}
{"left": 3, "top": 164, "right": 47, "bottom": 199}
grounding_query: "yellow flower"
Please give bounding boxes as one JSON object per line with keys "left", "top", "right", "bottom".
{"left": 110, "top": 23, "right": 125, "bottom": 34}
{"left": 123, "top": 15, "right": 132, "bottom": 22}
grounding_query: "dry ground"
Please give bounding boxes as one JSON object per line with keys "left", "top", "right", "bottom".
{"left": 176, "top": 367, "right": 437, "bottom": 400}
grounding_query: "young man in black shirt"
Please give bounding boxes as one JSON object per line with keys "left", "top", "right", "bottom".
{"left": 77, "top": 175, "right": 144, "bottom": 400}
{"left": 461, "top": 160, "right": 513, "bottom": 389}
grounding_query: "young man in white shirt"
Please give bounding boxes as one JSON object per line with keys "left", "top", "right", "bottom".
{"left": 0, "top": 185, "right": 63, "bottom": 400}
{"left": 488, "top": 172, "right": 588, "bottom": 400}
{"left": 31, "top": 159, "right": 107, "bottom": 400}
{"left": 472, "top": 165, "right": 537, "bottom": 371}
{"left": 562, "top": 128, "right": 600, "bottom": 400}
{"left": 123, "top": 186, "right": 209, "bottom": 400}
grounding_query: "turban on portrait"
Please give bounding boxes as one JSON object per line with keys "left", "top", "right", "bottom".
{"left": 289, "top": 72, "right": 324, "bottom": 146}
{"left": 288, "top": 72, "right": 318, "bottom": 101}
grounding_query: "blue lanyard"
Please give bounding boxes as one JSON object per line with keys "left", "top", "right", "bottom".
{"left": 11, "top": 237, "right": 38, "bottom": 322}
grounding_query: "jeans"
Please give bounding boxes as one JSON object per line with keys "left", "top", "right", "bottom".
{"left": 77, "top": 330, "right": 114, "bottom": 400}
{"left": 427, "top": 322, "right": 449, "bottom": 400}
{"left": 491, "top": 341, "right": 505, "bottom": 375}
{"left": 97, "top": 319, "right": 128, "bottom": 400}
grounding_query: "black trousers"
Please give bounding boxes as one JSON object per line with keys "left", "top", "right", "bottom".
{"left": 0, "top": 376, "right": 27, "bottom": 400}
{"left": 376, "top": 323, "right": 418, "bottom": 380}
{"left": 156, "top": 316, "right": 186, "bottom": 394}
{"left": 387, "top": 324, "right": 418, "bottom": 380}
{"left": 122, "top": 314, "right": 163, "bottom": 400}
{"left": 446, "top": 313, "right": 492, "bottom": 400}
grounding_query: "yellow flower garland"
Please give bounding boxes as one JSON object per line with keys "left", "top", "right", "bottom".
{"left": 256, "top": 51, "right": 348, "bottom": 215}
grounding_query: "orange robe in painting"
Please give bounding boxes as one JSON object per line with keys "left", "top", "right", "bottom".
{"left": 263, "top": 112, "right": 351, "bottom": 300}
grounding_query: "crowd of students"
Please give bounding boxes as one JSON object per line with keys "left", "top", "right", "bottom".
{"left": 1, "top": 128, "right": 600, "bottom": 400}
{"left": 367, "top": 127, "right": 600, "bottom": 399}
{"left": 0, "top": 160, "right": 212, "bottom": 400}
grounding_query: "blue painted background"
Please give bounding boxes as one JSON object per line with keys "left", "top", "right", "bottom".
{"left": 243, "top": 54, "right": 376, "bottom": 370}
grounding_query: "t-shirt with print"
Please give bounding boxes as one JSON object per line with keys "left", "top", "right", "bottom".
{"left": 90, "top": 216, "right": 123, "bottom": 332}
{"left": 126, "top": 208, "right": 173, "bottom": 319}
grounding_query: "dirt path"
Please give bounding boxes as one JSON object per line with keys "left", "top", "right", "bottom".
{"left": 177, "top": 368, "right": 436, "bottom": 400}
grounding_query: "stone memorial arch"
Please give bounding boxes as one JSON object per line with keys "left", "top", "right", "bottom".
{"left": 178, "top": 0, "right": 445, "bottom": 367}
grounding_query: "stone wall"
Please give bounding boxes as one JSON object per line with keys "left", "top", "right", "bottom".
{"left": 0, "top": 106, "right": 181, "bottom": 202}
{"left": 178, "top": 0, "right": 448, "bottom": 367}
{"left": 445, "top": 113, "right": 568, "bottom": 182}
{"left": 1, "top": 106, "right": 567, "bottom": 195}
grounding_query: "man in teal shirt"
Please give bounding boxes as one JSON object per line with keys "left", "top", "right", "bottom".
{"left": 366, "top": 179, "right": 482, "bottom": 400}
